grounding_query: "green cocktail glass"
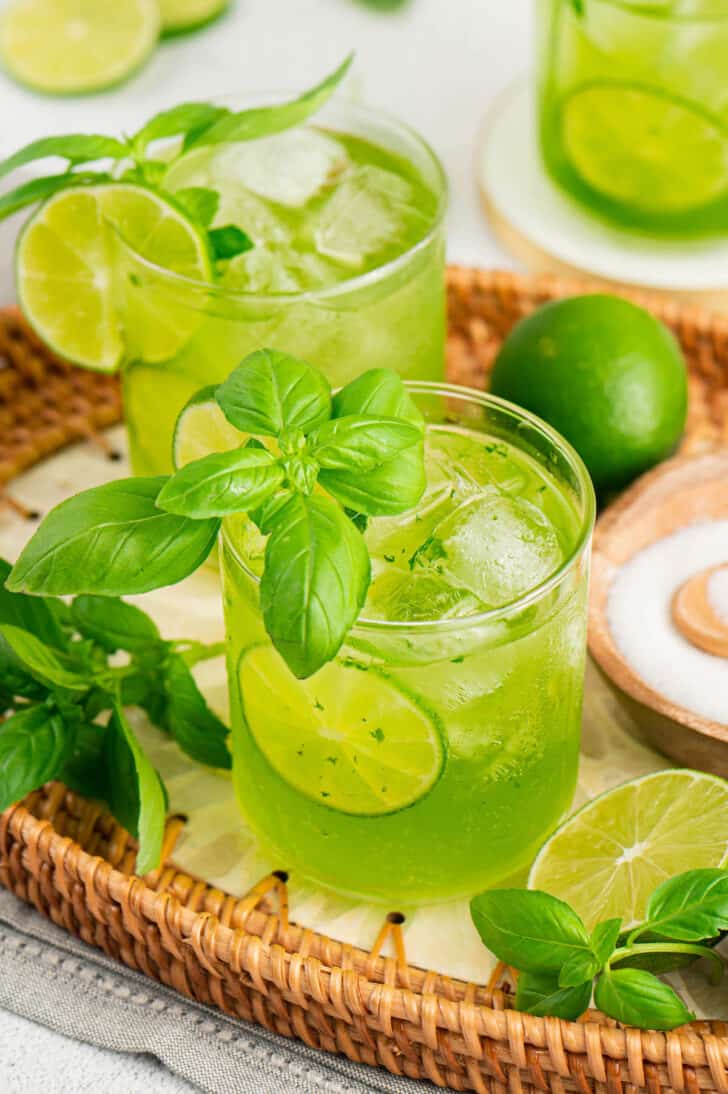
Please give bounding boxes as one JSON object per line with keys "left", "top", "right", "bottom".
{"left": 220, "top": 383, "right": 595, "bottom": 904}
{"left": 115, "top": 97, "right": 447, "bottom": 476}
{"left": 537, "top": 0, "right": 728, "bottom": 236}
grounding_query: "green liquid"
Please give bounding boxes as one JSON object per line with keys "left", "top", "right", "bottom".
{"left": 538, "top": 0, "right": 728, "bottom": 236}
{"left": 120, "top": 127, "right": 445, "bottom": 476}
{"left": 221, "top": 422, "right": 589, "bottom": 904}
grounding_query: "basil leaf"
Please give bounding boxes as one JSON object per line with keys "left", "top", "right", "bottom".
{"left": 61, "top": 721, "right": 109, "bottom": 800}
{"left": 0, "top": 634, "right": 47, "bottom": 699}
{"left": 188, "top": 55, "right": 353, "bottom": 149}
{"left": 134, "top": 103, "right": 230, "bottom": 154}
{"left": 591, "top": 918, "right": 623, "bottom": 965}
{"left": 0, "top": 134, "right": 128, "bottom": 181}
{"left": 0, "top": 172, "right": 109, "bottom": 222}
{"left": 162, "top": 654, "right": 231, "bottom": 769}
{"left": 515, "top": 969, "right": 592, "bottom": 1021}
{"left": 310, "top": 415, "right": 422, "bottom": 472}
{"left": 209, "top": 225, "right": 253, "bottom": 261}
{"left": 594, "top": 969, "right": 694, "bottom": 1030}
{"left": 249, "top": 489, "right": 295, "bottom": 535}
{"left": 71, "top": 595, "right": 161, "bottom": 653}
{"left": 174, "top": 186, "right": 220, "bottom": 227}
{"left": 559, "top": 950, "right": 601, "bottom": 988}
{"left": 320, "top": 437, "right": 426, "bottom": 516}
{"left": 216, "top": 348, "right": 331, "bottom": 437}
{"left": 332, "top": 367, "right": 424, "bottom": 429}
{"left": 104, "top": 704, "right": 166, "bottom": 875}
{"left": 0, "top": 705, "right": 76, "bottom": 811}
{"left": 321, "top": 370, "right": 426, "bottom": 514}
{"left": 0, "top": 558, "right": 65, "bottom": 648}
{"left": 0, "top": 625, "right": 89, "bottom": 691}
{"left": 8, "top": 478, "right": 220, "bottom": 597}
{"left": 644, "top": 869, "right": 728, "bottom": 943}
{"left": 470, "top": 889, "right": 593, "bottom": 973}
{"left": 157, "top": 445, "right": 284, "bottom": 518}
{"left": 261, "top": 493, "right": 370, "bottom": 678}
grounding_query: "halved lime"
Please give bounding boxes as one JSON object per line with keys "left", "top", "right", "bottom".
{"left": 16, "top": 183, "right": 211, "bottom": 372}
{"left": 529, "top": 770, "right": 728, "bottom": 929}
{"left": 173, "top": 385, "right": 242, "bottom": 468}
{"left": 238, "top": 644, "right": 446, "bottom": 816}
{"left": 159, "top": 0, "right": 228, "bottom": 36}
{"left": 562, "top": 82, "right": 728, "bottom": 213}
{"left": 0, "top": 0, "right": 159, "bottom": 94}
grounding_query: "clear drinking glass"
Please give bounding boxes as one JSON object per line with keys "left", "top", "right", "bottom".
{"left": 537, "top": 0, "right": 728, "bottom": 235}
{"left": 220, "top": 384, "right": 596, "bottom": 905}
{"left": 113, "top": 97, "right": 448, "bottom": 476}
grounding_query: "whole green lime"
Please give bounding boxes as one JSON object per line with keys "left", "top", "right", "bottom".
{"left": 489, "top": 294, "right": 688, "bottom": 491}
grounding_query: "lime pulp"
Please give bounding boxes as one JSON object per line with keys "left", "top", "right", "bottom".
{"left": 16, "top": 183, "right": 211, "bottom": 372}
{"left": 238, "top": 644, "right": 446, "bottom": 817}
{"left": 159, "top": 0, "right": 228, "bottom": 35}
{"left": 529, "top": 770, "right": 728, "bottom": 929}
{"left": 0, "top": 0, "right": 159, "bottom": 94}
{"left": 562, "top": 82, "right": 728, "bottom": 214}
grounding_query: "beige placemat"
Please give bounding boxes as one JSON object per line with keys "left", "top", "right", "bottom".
{"left": 0, "top": 427, "right": 672, "bottom": 985}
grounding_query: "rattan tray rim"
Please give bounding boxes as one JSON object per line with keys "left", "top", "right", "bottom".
{"left": 2, "top": 266, "right": 728, "bottom": 1094}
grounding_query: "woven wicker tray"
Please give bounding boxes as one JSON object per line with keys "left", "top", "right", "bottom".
{"left": 2, "top": 268, "right": 728, "bottom": 1094}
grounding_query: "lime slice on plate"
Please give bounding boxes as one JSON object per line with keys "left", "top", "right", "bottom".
{"left": 0, "top": 0, "right": 159, "bottom": 94}
{"left": 562, "top": 82, "right": 728, "bottom": 213}
{"left": 159, "top": 0, "right": 228, "bottom": 36}
{"left": 529, "top": 770, "right": 728, "bottom": 929}
{"left": 238, "top": 644, "right": 446, "bottom": 816}
{"left": 16, "top": 183, "right": 211, "bottom": 372}
{"left": 173, "top": 385, "right": 242, "bottom": 468}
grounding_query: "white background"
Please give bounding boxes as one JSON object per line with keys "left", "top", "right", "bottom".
{"left": 0, "top": 0, "right": 528, "bottom": 1087}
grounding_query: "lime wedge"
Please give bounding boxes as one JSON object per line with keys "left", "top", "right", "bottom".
{"left": 0, "top": 0, "right": 159, "bottom": 94}
{"left": 529, "top": 770, "right": 728, "bottom": 929}
{"left": 173, "top": 385, "right": 242, "bottom": 468}
{"left": 159, "top": 0, "right": 228, "bottom": 36}
{"left": 238, "top": 645, "right": 446, "bottom": 816}
{"left": 562, "top": 82, "right": 728, "bottom": 213}
{"left": 16, "top": 183, "right": 211, "bottom": 372}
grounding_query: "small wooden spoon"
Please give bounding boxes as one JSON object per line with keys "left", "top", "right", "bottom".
{"left": 672, "top": 564, "right": 728, "bottom": 659}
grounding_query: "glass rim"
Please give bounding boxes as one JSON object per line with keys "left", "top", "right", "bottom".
{"left": 115, "top": 95, "right": 449, "bottom": 304}
{"left": 221, "top": 381, "right": 596, "bottom": 636}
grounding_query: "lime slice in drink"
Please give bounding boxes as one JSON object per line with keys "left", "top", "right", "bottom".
{"left": 238, "top": 644, "right": 446, "bottom": 816}
{"left": 173, "top": 385, "right": 242, "bottom": 468}
{"left": 0, "top": 0, "right": 159, "bottom": 94}
{"left": 16, "top": 183, "right": 211, "bottom": 372}
{"left": 159, "top": 0, "right": 228, "bottom": 36}
{"left": 529, "top": 770, "right": 728, "bottom": 929}
{"left": 561, "top": 82, "right": 728, "bottom": 213}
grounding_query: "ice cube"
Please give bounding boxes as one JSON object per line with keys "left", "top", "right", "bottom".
{"left": 221, "top": 245, "right": 340, "bottom": 293}
{"left": 314, "top": 164, "right": 427, "bottom": 268}
{"left": 412, "top": 493, "right": 563, "bottom": 609}
{"left": 214, "top": 129, "right": 349, "bottom": 208}
{"left": 365, "top": 567, "right": 482, "bottom": 623}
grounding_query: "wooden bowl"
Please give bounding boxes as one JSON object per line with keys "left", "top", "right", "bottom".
{"left": 589, "top": 450, "right": 728, "bottom": 775}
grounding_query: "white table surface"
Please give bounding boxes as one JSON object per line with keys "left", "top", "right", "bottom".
{"left": 0, "top": 0, "right": 528, "bottom": 1088}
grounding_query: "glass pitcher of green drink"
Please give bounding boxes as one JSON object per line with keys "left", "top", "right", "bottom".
{"left": 221, "top": 383, "right": 595, "bottom": 903}
{"left": 3, "top": 59, "right": 447, "bottom": 476}
{"left": 537, "top": 0, "right": 728, "bottom": 236}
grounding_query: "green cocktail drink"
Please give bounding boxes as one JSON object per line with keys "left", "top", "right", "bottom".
{"left": 221, "top": 384, "right": 595, "bottom": 904}
{"left": 537, "top": 0, "right": 728, "bottom": 235}
{"left": 118, "top": 99, "right": 447, "bottom": 476}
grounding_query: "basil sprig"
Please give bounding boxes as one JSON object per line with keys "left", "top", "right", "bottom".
{"left": 471, "top": 869, "right": 728, "bottom": 1030}
{"left": 9, "top": 352, "right": 426, "bottom": 679}
{"left": 0, "top": 559, "right": 229, "bottom": 874}
{"left": 0, "top": 55, "right": 352, "bottom": 268}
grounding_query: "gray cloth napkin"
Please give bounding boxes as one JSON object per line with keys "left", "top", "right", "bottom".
{"left": 0, "top": 888, "right": 437, "bottom": 1094}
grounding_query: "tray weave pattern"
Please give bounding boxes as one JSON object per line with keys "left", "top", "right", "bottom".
{"left": 1, "top": 267, "right": 728, "bottom": 1094}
